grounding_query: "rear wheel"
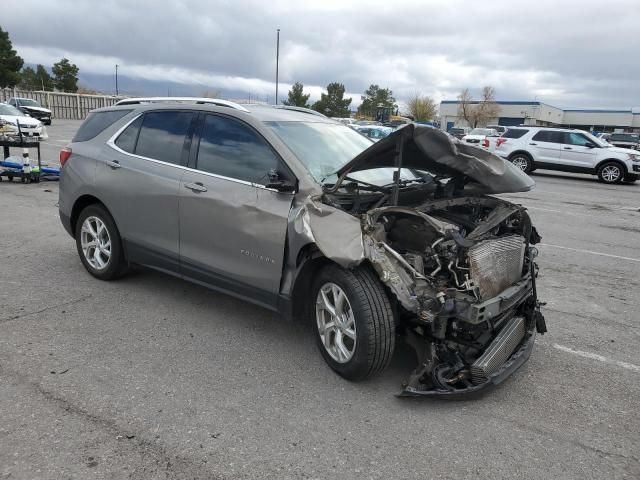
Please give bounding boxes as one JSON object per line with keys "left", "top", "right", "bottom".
{"left": 75, "top": 204, "right": 128, "bottom": 280}
{"left": 597, "top": 162, "right": 624, "bottom": 184}
{"left": 312, "top": 265, "right": 395, "bottom": 380}
{"left": 509, "top": 153, "right": 533, "bottom": 173}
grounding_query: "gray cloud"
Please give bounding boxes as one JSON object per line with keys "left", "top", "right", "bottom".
{"left": 4, "top": 0, "right": 639, "bottom": 107}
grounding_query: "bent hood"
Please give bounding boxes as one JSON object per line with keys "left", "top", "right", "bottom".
{"left": 335, "top": 124, "right": 535, "bottom": 194}
{"left": 22, "top": 105, "right": 51, "bottom": 114}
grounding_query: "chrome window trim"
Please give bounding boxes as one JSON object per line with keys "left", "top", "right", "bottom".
{"left": 106, "top": 113, "right": 293, "bottom": 194}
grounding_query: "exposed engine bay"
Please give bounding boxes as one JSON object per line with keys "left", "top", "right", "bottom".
{"left": 301, "top": 124, "right": 546, "bottom": 396}
{"left": 312, "top": 189, "right": 546, "bottom": 396}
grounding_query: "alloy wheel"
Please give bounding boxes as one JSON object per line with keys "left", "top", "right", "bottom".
{"left": 80, "top": 216, "right": 111, "bottom": 270}
{"left": 315, "top": 282, "right": 357, "bottom": 363}
{"left": 601, "top": 165, "right": 621, "bottom": 183}
{"left": 511, "top": 156, "right": 529, "bottom": 171}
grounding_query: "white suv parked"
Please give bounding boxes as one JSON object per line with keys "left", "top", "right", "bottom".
{"left": 495, "top": 127, "right": 640, "bottom": 184}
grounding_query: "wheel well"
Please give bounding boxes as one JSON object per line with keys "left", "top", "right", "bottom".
{"left": 289, "top": 246, "right": 332, "bottom": 322}
{"left": 508, "top": 150, "right": 533, "bottom": 161}
{"left": 596, "top": 159, "right": 628, "bottom": 174}
{"left": 70, "top": 195, "right": 105, "bottom": 235}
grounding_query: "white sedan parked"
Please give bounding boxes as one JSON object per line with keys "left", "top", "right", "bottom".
{"left": 0, "top": 103, "right": 48, "bottom": 139}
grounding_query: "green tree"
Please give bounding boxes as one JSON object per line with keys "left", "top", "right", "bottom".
{"left": 311, "top": 82, "right": 351, "bottom": 117}
{"left": 282, "top": 81, "right": 310, "bottom": 108}
{"left": 0, "top": 26, "right": 24, "bottom": 88}
{"left": 406, "top": 92, "right": 437, "bottom": 122}
{"left": 19, "top": 64, "right": 54, "bottom": 90}
{"left": 52, "top": 58, "right": 79, "bottom": 92}
{"left": 358, "top": 84, "right": 396, "bottom": 119}
{"left": 36, "top": 64, "right": 54, "bottom": 90}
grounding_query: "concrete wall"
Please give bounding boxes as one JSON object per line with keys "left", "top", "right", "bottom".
{"left": 1, "top": 88, "right": 124, "bottom": 120}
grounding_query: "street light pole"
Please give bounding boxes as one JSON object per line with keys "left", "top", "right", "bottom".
{"left": 115, "top": 64, "right": 119, "bottom": 96}
{"left": 275, "top": 29, "right": 280, "bottom": 105}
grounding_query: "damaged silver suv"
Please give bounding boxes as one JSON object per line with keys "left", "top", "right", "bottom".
{"left": 59, "top": 97, "right": 546, "bottom": 397}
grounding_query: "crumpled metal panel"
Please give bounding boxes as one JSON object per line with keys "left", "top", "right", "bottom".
{"left": 468, "top": 235, "right": 525, "bottom": 299}
{"left": 302, "top": 196, "right": 364, "bottom": 268}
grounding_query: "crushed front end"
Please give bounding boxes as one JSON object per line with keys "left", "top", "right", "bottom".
{"left": 361, "top": 196, "right": 546, "bottom": 397}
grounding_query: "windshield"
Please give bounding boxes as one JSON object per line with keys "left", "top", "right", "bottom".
{"left": 19, "top": 99, "right": 41, "bottom": 107}
{"left": 266, "top": 121, "right": 373, "bottom": 182}
{"left": 0, "top": 104, "right": 24, "bottom": 116}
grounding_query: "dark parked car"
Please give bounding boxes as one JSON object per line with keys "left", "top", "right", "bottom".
{"left": 8, "top": 97, "right": 52, "bottom": 125}
{"left": 58, "top": 97, "right": 546, "bottom": 397}
{"left": 599, "top": 132, "right": 639, "bottom": 150}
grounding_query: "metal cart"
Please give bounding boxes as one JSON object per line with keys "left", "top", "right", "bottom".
{"left": 0, "top": 131, "right": 42, "bottom": 184}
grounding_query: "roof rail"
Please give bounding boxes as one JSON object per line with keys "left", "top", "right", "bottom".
{"left": 114, "top": 97, "right": 250, "bottom": 112}
{"left": 273, "top": 105, "right": 327, "bottom": 118}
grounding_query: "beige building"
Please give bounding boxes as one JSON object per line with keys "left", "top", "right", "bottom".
{"left": 439, "top": 100, "right": 640, "bottom": 133}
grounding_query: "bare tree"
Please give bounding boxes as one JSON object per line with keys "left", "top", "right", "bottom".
{"left": 457, "top": 88, "right": 474, "bottom": 126}
{"left": 406, "top": 92, "right": 437, "bottom": 122}
{"left": 456, "top": 86, "right": 500, "bottom": 127}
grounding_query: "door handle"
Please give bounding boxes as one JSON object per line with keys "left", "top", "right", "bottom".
{"left": 106, "top": 160, "right": 121, "bottom": 169}
{"left": 184, "top": 182, "right": 207, "bottom": 193}
{"left": 563, "top": 147, "right": 572, "bottom": 150}
{"left": 529, "top": 143, "right": 537, "bottom": 146}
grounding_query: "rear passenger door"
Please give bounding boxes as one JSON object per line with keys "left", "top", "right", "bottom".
{"left": 100, "top": 110, "right": 196, "bottom": 271}
{"left": 178, "top": 113, "right": 295, "bottom": 309}
{"left": 529, "top": 130, "right": 564, "bottom": 165}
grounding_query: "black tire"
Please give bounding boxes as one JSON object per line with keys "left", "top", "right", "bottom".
{"left": 597, "top": 161, "right": 624, "bottom": 184}
{"left": 75, "top": 204, "right": 128, "bottom": 280}
{"left": 311, "top": 264, "right": 395, "bottom": 380}
{"left": 509, "top": 153, "right": 533, "bottom": 173}
{"left": 622, "top": 174, "right": 638, "bottom": 184}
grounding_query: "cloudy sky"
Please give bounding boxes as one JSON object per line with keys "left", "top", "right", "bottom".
{"left": 4, "top": 0, "right": 639, "bottom": 109}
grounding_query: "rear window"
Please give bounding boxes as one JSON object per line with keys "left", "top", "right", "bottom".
{"left": 72, "top": 110, "right": 132, "bottom": 142}
{"left": 502, "top": 128, "right": 528, "bottom": 139}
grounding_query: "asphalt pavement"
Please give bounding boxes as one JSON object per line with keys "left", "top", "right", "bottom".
{"left": 1, "top": 120, "right": 638, "bottom": 479}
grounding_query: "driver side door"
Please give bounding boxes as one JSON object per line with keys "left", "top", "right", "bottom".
{"left": 560, "top": 132, "right": 598, "bottom": 169}
{"left": 178, "top": 113, "right": 295, "bottom": 309}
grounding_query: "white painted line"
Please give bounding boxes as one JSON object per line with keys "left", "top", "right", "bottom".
{"left": 553, "top": 344, "right": 640, "bottom": 373}
{"left": 540, "top": 243, "right": 640, "bottom": 263}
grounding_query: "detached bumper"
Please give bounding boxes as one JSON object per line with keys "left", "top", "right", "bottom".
{"left": 399, "top": 328, "right": 536, "bottom": 399}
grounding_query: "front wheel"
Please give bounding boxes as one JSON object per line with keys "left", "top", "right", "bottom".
{"left": 509, "top": 153, "right": 533, "bottom": 173}
{"left": 75, "top": 204, "right": 128, "bottom": 280}
{"left": 597, "top": 162, "right": 624, "bottom": 184}
{"left": 312, "top": 265, "right": 395, "bottom": 380}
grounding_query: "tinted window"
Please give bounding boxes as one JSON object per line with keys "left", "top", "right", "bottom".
{"left": 135, "top": 111, "right": 194, "bottom": 165}
{"left": 73, "top": 110, "right": 132, "bottom": 142}
{"left": 610, "top": 133, "right": 638, "bottom": 142}
{"left": 503, "top": 128, "right": 528, "bottom": 139}
{"left": 566, "top": 132, "right": 591, "bottom": 146}
{"left": 196, "top": 115, "right": 280, "bottom": 184}
{"left": 115, "top": 116, "right": 143, "bottom": 153}
{"left": 532, "top": 130, "right": 564, "bottom": 143}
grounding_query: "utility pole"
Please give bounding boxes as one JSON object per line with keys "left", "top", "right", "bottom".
{"left": 275, "top": 28, "right": 280, "bottom": 105}
{"left": 115, "top": 64, "right": 119, "bottom": 96}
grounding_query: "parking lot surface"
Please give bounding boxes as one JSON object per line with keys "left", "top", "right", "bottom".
{"left": 1, "top": 121, "right": 639, "bottom": 479}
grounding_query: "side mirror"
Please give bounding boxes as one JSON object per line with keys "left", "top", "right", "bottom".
{"left": 265, "top": 169, "right": 296, "bottom": 192}
{"left": 584, "top": 141, "right": 596, "bottom": 148}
